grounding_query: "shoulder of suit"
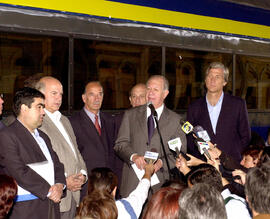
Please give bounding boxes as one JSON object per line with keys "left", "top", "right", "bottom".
{"left": 224, "top": 93, "right": 244, "bottom": 102}
{"left": 188, "top": 96, "right": 205, "bottom": 108}
{"left": 165, "top": 107, "right": 182, "bottom": 119}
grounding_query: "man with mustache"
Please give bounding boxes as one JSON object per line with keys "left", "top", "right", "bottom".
{"left": 69, "top": 81, "right": 115, "bottom": 200}
{"left": 0, "top": 87, "right": 66, "bottom": 219}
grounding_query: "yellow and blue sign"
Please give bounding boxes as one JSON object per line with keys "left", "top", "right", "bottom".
{"left": 0, "top": 0, "right": 270, "bottom": 40}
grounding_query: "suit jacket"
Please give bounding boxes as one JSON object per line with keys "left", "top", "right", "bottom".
{"left": 39, "top": 113, "right": 87, "bottom": 212}
{"left": 0, "top": 120, "right": 66, "bottom": 219}
{"left": 0, "top": 120, "right": 5, "bottom": 130}
{"left": 114, "top": 104, "right": 187, "bottom": 197}
{"left": 69, "top": 109, "right": 115, "bottom": 172}
{"left": 187, "top": 93, "right": 251, "bottom": 162}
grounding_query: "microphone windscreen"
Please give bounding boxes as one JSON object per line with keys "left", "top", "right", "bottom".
{"left": 193, "top": 125, "right": 204, "bottom": 133}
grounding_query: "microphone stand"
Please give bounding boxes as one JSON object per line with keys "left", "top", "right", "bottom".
{"left": 150, "top": 107, "right": 172, "bottom": 180}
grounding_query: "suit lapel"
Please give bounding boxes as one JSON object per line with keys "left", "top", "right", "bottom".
{"left": 80, "top": 110, "right": 106, "bottom": 145}
{"left": 215, "top": 93, "right": 228, "bottom": 135}
{"left": 43, "top": 115, "right": 75, "bottom": 158}
{"left": 202, "top": 97, "right": 215, "bottom": 136}
{"left": 14, "top": 120, "right": 47, "bottom": 161}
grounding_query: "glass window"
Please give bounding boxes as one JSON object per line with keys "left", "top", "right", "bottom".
{"left": 0, "top": 32, "right": 69, "bottom": 113}
{"left": 165, "top": 48, "right": 233, "bottom": 110}
{"left": 236, "top": 55, "right": 270, "bottom": 110}
{"left": 74, "top": 39, "right": 161, "bottom": 110}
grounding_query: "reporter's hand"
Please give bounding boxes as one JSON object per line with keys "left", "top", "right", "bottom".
{"left": 48, "top": 183, "right": 64, "bottom": 203}
{"left": 132, "top": 155, "right": 147, "bottom": 170}
{"left": 186, "top": 153, "right": 204, "bottom": 166}
{"left": 143, "top": 163, "right": 155, "bottom": 179}
{"left": 153, "top": 159, "right": 163, "bottom": 173}
{"left": 232, "top": 169, "right": 246, "bottom": 185}
{"left": 176, "top": 154, "right": 190, "bottom": 175}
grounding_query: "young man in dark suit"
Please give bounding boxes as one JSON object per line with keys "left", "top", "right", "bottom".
{"left": 0, "top": 87, "right": 66, "bottom": 219}
{"left": 187, "top": 62, "right": 251, "bottom": 162}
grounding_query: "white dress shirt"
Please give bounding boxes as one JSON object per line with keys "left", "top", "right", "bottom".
{"left": 45, "top": 109, "right": 77, "bottom": 158}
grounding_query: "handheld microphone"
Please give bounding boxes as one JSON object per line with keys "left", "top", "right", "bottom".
{"left": 193, "top": 125, "right": 211, "bottom": 142}
{"left": 180, "top": 120, "right": 211, "bottom": 160}
{"left": 144, "top": 148, "right": 159, "bottom": 164}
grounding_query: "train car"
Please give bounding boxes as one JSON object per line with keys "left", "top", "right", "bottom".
{"left": 0, "top": 0, "right": 270, "bottom": 138}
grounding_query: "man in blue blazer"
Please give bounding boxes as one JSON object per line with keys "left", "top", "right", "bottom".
{"left": 187, "top": 62, "right": 251, "bottom": 162}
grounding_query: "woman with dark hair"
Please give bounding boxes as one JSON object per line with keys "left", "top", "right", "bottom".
{"left": 77, "top": 164, "right": 154, "bottom": 219}
{"left": 142, "top": 184, "right": 184, "bottom": 219}
{"left": 0, "top": 175, "right": 17, "bottom": 219}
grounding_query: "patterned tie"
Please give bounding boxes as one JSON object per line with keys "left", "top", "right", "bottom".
{"left": 147, "top": 115, "right": 155, "bottom": 143}
{"left": 95, "top": 114, "right": 101, "bottom": 136}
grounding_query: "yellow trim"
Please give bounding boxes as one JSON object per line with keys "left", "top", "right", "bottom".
{"left": 0, "top": 0, "right": 270, "bottom": 39}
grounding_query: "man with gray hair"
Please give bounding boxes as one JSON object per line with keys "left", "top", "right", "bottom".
{"left": 178, "top": 183, "right": 227, "bottom": 219}
{"left": 114, "top": 75, "right": 187, "bottom": 197}
{"left": 245, "top": 162, "right": 270, "bottom": 218}
{"left": 186, "top": 62, "right": 250, "bottom": 162}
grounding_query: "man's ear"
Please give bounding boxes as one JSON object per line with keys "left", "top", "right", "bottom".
{"left": 163, "top": 90, "right": 169, "bottom": 99}
{"left": 82, "top": 94, "right": 86, "bottom": 103}
{"left": 21, "top": 104, "right": 28, "bottom": 112}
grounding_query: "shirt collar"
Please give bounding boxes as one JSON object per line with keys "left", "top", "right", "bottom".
{"left": 206, "top": 91, "right": 224, "bottom": 107}
{"left": 84, "top": 107, "right": 100, "bottom": 117}
{"left": 147, "top": 104, "right": 164, "bottom": 120}
{"left": 44, "top": 108, "right": 61, "bottom": 121}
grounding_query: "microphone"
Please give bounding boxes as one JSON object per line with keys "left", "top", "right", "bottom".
{"left": 193, "top": 125, "right": 211, "bottom": 142}
{"left": 148, "top": 102, "right": 157, "bottom": 117}
{"left": 180, "top": 121, "right": 211, "bottom": 160}
{"left": 144, "top": 148, "right": 159, "bottom": 164}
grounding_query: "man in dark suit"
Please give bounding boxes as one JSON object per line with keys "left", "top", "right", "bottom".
{"left": 0, "top": 93, "right": 5, "bottom": 130}
{"left": 114, "top": 75, "right": 187, "bottom": 197}
{"left": 69, "top": 81, "right": 115, "bottom": 199}
{"left": 187, "top": 62, "right": 251, "bottom": 162}
{"left": 0, "top": 87, "right": 66, "bottom": 219}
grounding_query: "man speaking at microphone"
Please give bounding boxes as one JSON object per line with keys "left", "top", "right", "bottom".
{"left": 114, "top": 75, "right": 187, "bottom": 197}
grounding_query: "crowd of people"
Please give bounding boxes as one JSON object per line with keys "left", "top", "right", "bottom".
{"left": 0, "top": 62, "right": 270, "bottom": 219}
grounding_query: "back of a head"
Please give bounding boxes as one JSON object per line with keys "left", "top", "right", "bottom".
{"left": 143, "top": 186, "right": 183, "bottom": 219}
{"left": 178, "top": 183, "right": 227, "bottom": 219}
{"left": 245, "top": 162, "right": 270, "bottom": 214}
{"left": 0, "top": 175, "right": 17, "bottom": 218}
{"left": 257, "top": 147, "right": 270, "bottom": 166}
{"left": 88, "top": 167, "right": 118, "bottom": 196}
{"left": 77, "top": 192, "right": 117, "bottom": 219}
{"left": 187, "top": 164, "right": 223, "bottom": 193}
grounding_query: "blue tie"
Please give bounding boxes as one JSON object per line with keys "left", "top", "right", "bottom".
{"left": 147, "top": 115, "right": 155, "bottom": 143}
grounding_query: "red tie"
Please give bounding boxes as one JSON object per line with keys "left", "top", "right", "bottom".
{"left": 95, "top": 114, "right": 101, "bottom": 136}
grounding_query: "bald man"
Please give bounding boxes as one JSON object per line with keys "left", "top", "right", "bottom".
{"left": 36, "top": 76, "right": 87, "bottom": 219}
{"left": 129, "top": 83, "right": 147, "bottom": 108}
